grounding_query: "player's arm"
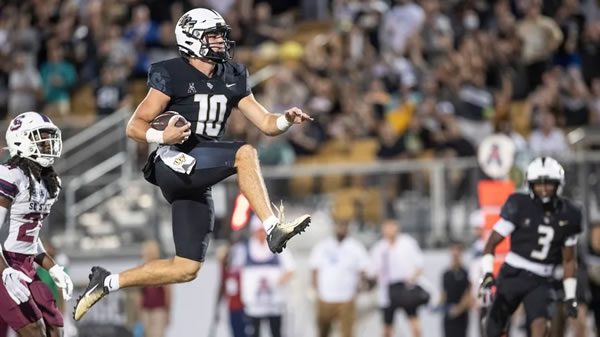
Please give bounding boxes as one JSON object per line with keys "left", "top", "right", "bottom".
{"left": 478, "top": 218, "right": 512, "bottom": 305}
{"left": 0, "top": 198, "right": 12, "bottom": 273}
{"left": 481, "top": 194, "right": 518, "bottom": 275}
{"left": 237, "top": 94, "right": 312, "bottom": 136}
{"left": 0, "top": 196, "right": 34, "bottom": 304}
{"left": 34, "top": 239, "right": 73, "bottom": 300}
{"left": 126, "top": 88, "right": 190, "bottom": 145}
{"left": 562, "top": 235, "right": 579, "bottom": 317}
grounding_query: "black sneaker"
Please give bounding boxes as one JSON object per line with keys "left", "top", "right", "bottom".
{"left": 73, "top": 266, "right": 111, "bottom": 321}
{"left": 267, "top": 203, "right": 311, "bottom": 253}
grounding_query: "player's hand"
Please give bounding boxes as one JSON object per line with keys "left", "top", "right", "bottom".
{"left": 284, "top": 107, "right": 313, "bottom": 124}
{"left": 565, "top": 298, "right": 578, "bottom": 318}
{"left": 49, "top": 265, "right": 73, "bottom": 301}
{"left": 478, "top": 272, "right": 495, "bottom": 307}
{"left": 1, "top": 267, "right": 32, "bottom": 304}
{"left": 163, "top": 115, "right": 191, "bottom": 145}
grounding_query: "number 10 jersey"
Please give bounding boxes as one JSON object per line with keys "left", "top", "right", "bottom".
{"left": 147, "top": 57, "right": 252, "bottom": 141}
{"left": 0, "top": 164, "right": 59, "bottom": 255}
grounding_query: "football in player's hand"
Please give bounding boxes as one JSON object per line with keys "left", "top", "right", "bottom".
{"left": 150, "top": 111, "right": 188, "bottom": 130}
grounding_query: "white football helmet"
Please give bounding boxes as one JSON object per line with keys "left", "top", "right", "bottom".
{"left": 525, "top": 156, "right": 565, "bottom": 201}
{"left": 5, "top": 112, "right": 62, "bottom": 167}
{"left": 175, "top": 8, "right": 234, "bottom": 63}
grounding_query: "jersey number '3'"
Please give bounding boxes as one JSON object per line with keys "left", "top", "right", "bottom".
{"left": 530, "top": 225, "right": 554, "bottom": 260}
{"left": 194, "top": 94, "right": 228, "bottom": 137}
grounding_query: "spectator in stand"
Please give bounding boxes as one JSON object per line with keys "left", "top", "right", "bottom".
{"left": 379, "top": 0, "right": 425, "bottom": 57}
{"left": 8, "top": 51, "right": 41, "bottom": 114}
{"left": 528, "top": 110, "right": 570, "bottom": 158}
{"left": 309, "top": 218, "right": 370, "bottom": 337}
{"left": 516, "top": 0, "right": 564, "bottom": 94}
{"left": 94, "top": 66, "right": 129, "bottom": 117}
{"left": 40, "top": 41, "right": 76, "bottom": 116}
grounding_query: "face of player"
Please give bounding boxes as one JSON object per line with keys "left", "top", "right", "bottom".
{"left": 204, "top": 31, "right": 226, "bottom": 53}
{"left": 33, "top": 130, "right": 55, "bottom": 155}
{"left": 532, "top": 181, "right": 558, "bottom": 200}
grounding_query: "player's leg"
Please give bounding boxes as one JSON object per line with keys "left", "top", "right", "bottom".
{"left": 234, "top": 144, "right": 273, "bottom": 221}
{"left": 234, "top": 144, "right": 310, "bottom": 253}
{"left": 522, "top": 281, "right": 553, "bottom": 337}
{"left": 28, "top": 278, "right": 64, "bottom": 337}
{"left": 74, "top": 191, "right": 213, "bottom": 320}
{"left": 484, "top": 265, "right": 528, "bottom": 337}
{"left": 0, "top": 280, "right": 46, "bottom": 337}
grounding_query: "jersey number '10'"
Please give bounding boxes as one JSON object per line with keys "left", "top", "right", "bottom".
{"left": 194, "top": 94, "right": 227, "bottom": 137}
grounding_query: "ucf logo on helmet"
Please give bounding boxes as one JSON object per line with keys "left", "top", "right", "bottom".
{"left": 178, "top": 14, "right": 197, "bottom": 36}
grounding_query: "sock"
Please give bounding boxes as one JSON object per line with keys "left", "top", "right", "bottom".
{"left": 104, "top": 274, "right": 120, "bottom": 292}
{"left": 263, "top": 216, "right": 278, "bottom": 234}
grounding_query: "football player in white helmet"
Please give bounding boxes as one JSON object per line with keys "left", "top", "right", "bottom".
{"left": 0, "top": 112, "right": 72, "bottom": 337}
{"left": 478, "top": 157, "right": 582, "bottom": 337}
{"left": 74, "top": 8, "right": 313, "bottom": 321}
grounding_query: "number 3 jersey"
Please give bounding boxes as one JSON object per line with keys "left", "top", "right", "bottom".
{"left": 496, "top": 193, "right": 582, "bottom": 266}
{"left": 0, "top": 164, "right": 59, "bottom": 255}
{"left": 147, "top": 57, "right": 252, "bottom": 142}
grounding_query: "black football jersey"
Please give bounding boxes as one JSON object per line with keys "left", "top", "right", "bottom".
{"left": 500, "top": 193, "right": 582, "bottom": 265}
{"left": 147, "top": 57, "right": 251, "bottom": 141}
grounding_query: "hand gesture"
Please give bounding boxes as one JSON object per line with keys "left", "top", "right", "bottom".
{"left": 49, "top": 265, "right": 74, "bottom": 301}
{"left": 163, "top": 116, "right": 191, "bottom": 145}
{"left": 478, "top": 272, "right": 496, "bottom": 307}
{"left": 2, "top": 267, "right": 32, "bottom": 304}
{"left": 284, "top": 107, "right": 313, "bottom": 124}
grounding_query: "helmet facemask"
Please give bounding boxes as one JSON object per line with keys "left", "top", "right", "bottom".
{"left": 197, "top": 25, "right": 235, "bottom": 63}
{"left": 528, "top": 178, "right": 560, "bottom": 203}
{"left": 9, "top": 127, "right": 62, "bottom": 167}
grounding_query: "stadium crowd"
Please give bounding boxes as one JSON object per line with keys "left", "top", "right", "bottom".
{"left": 0, "top": 0, "right": 599, "bottom": 166}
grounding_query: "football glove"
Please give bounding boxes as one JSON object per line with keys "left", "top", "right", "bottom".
{"left": 2, "top": 267, "right": 32, "bottom": 304}
{"left": 478, "top": 272, "right": 496, "bottom": 307}
{"left": 49, "top": 265, "right": 73, "bottom": 301}
{"left": 565, "top": 298, "right": 578, "bottom": 318}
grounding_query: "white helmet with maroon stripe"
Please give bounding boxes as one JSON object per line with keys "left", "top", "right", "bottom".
{"left": 5, "top": 112, "right": 62, "bottom": 167}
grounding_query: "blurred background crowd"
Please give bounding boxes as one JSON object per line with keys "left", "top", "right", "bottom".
{"left": 1, "top": 0, "right": 599, "bottom": 162}
{"left": 1, "top": 0, "right": 600, "bottom": 336}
